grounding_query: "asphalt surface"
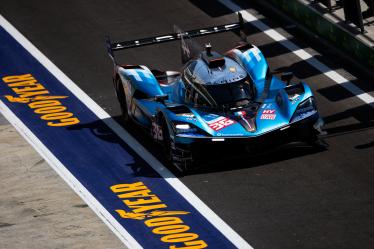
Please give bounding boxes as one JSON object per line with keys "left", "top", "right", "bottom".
{"left": 1, "top": 0, "right": 373, "bottom": 248}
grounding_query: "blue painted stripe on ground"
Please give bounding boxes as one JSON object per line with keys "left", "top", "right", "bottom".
{"left": 0, "top": 26, "right": 238, "bottom": 249}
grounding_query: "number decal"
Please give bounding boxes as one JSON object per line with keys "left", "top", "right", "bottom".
{"left": 207, "top": 117, "right": 235, "bottom": 131}
{"left": 152, "top": 122, "right": 163, "bottom": 140}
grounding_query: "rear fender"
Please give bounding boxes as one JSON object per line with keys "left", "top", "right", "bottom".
{"left": 118, "top": 65, "right": 164, "bottom": 99}
{"left": 227, "top": 45, "right": 268, "bottom": 82}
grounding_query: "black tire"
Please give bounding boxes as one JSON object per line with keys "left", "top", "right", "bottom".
{"left": 115, "top": 78, "right": 130, "bottom": 123}
{"left": 308, "top": 135, "right": 329, "bottom": 150}
{"left": 161, "top": 118, "right": 195, "bottom": 173}
{"left": 161, "top": 120, "right": 173, "bottom": 162}
{"left": 304, "top": 128, "right": 329, "bottom": 150}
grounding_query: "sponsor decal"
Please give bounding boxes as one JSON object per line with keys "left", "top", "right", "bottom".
{"left": 176, "top": 113, "right": 196, "bottom": 121}
{"left": 176, "top": 113, "right": 195, "bottom": 118}
{"left": 202, "top": 113, "right": 219, "bottom": 121}
{"left": 229, "top": 67, "right": 237, "bottom": 73}
{"left": 261, "top": 103, "right": 273, "bottom": 109}
{"left": 289, "top": 94, "right": 300, "bottom": 104}
{"left": 219, "top": 133, "right": 245, "bottom": 136}
{"left": 234, "top": 110, "right": 246, "bottom": 117}
{"left": 260, "top": 109, "right": 276, "bottom": 120}
{"left": 2, "top": 74, "right": 80, "bottom": 127}
{"left": 111, "top": 182, "right": 207, "bottom": 249}
{"left": 181, "top": 35, "right": 191, "bottom": 58}
{"left": 206, "top": 116, "right": 235, "bottom": 131}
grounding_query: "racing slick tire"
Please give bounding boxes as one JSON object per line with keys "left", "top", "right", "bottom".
{"left": 306, "top": 134, "right": 329, "bottom": 150}
{"left": 302, "top": 125, "right": 329, "bottom": 150}
{"left": 161, "top": 119, "right": 195, "bottom": 173}
{"left": 115, "top": 78, "right": 130, "bottom": 123}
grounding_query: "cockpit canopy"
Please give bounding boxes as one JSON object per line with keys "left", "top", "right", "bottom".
{"left": 182, "top": 53, "right": 255, "bottom": 109}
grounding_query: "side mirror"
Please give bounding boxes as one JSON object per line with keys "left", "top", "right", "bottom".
{"left": 154, "top": 94, "right": 168, "bottom": 104}
{"left": 281, "top": 72, "right": 294, "bottom": 85}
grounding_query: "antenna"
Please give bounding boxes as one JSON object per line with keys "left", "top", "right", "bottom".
{"left": 205, "top": 43, "right": 212, "bottom": 56}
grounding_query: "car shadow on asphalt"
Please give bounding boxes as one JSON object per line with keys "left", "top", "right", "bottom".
{"left": 186, "top": 145, "right": 324, "bottom": 175}
{"left": 68, "top": 115, "right": 328, "bottom": 177}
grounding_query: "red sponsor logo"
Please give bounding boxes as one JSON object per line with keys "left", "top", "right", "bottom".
{"left": 207, "top": 117, "right": 235, "bottom": 131}
{"left": 260, "top": 109, "right": 276, "bottom": 120}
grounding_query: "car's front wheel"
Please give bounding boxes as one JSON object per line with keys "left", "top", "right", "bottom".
{"left": 302, "top": 125, "right": 328, "bottom": 150}
{"left": 161, "top": 119, "right": 195, "bottom": 173}
{"left": 306, "top": 134, "right": 329, "bottom": 150}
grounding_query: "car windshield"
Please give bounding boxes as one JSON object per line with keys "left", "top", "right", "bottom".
{"left": 204, "top": 78, "right": 254, "bottom": 107}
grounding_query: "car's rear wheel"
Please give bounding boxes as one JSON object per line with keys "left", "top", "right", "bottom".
{"left": 115, "top": 78, "right": 130, "bottom": 123}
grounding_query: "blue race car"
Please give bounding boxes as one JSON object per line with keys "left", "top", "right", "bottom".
{"left": 105, "top": 13, "right": 324, "bottom": 171}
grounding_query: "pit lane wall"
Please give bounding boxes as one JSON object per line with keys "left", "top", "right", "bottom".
{"left": 259, "top": 0, "right": 374, "bottom": 70}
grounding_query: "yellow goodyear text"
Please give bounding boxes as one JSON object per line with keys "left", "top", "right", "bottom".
{"left": 2, "top": 74, "right": 80, "bottom": 127}
{"left": 111, "top": 182, "right": 208, "bottom": 249}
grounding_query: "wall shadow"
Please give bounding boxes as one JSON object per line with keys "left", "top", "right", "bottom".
{"left": 322, "top": 104, "right": 374, "bottom": 138}
{"left": 355, "top": 141, "right": 374, "bottom": 149}
{"left": 317, "top": 84, "right": 356, "bottom": 102}
{"left": 272, "top": 56, "right": 325, "bottom": 80}
{"left": 188, "top": 0, "right": 234, "bottom": 17}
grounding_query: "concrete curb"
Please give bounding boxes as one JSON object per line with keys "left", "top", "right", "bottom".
{"left": 262, "top": 0, "right": 374, "bottom": 70}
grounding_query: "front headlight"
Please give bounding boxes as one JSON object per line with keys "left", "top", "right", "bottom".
{"left": 173, "top": 123, "right": 198, "bottom": 134}
{"left": 290, "top": 97, "right": 317, "bottom": 122}
{"left": 172, "top": 122, "right": 211, "bottom": 138}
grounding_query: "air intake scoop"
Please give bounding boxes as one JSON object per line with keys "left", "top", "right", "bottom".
{"left": 201, "top": 44, "right": 225, "bottom": 68}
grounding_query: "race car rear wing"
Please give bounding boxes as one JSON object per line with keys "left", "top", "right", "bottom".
{"left": 106, "top": 12, "right": 245, "bottom": 63}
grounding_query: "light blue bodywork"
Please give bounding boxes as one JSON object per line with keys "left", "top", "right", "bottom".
{"left": 117, "top": 45, "right": 319, "bottom": 145}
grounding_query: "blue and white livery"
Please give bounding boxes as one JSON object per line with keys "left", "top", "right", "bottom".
{"left": 106, "top": 13, "right": 324, "bottom": 171}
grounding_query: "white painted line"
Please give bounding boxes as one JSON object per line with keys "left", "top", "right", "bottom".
{"left": 0, "top": 101, "right": 142, "bottom": 249}
{"left": 219, "top": 0, "right": 374, "bottom": 108}
{"left": 292, "top": 49, "right": 313, "bottom": 60}
{"left": 324, "top": 71, "right": 346, "bottom": 84}
{"left": 0, "top": 15, "right": 253, "bottom": 249}
{"left": 264, "top": 29, "right": 287, "bottom": 42}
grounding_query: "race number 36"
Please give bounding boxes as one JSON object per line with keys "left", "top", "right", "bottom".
{"left": 207, "top": 117, "right": 235, "bottom": 131}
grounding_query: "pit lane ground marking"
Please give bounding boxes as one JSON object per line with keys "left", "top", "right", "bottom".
{"left": 0, "top": 101, "right": 143, "bottom": 249}
{"left": 219, "top": 0, "right": 374, "bottom": 109}
{"left": 0, "top": 14, "right": 253, "bottom": 249}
